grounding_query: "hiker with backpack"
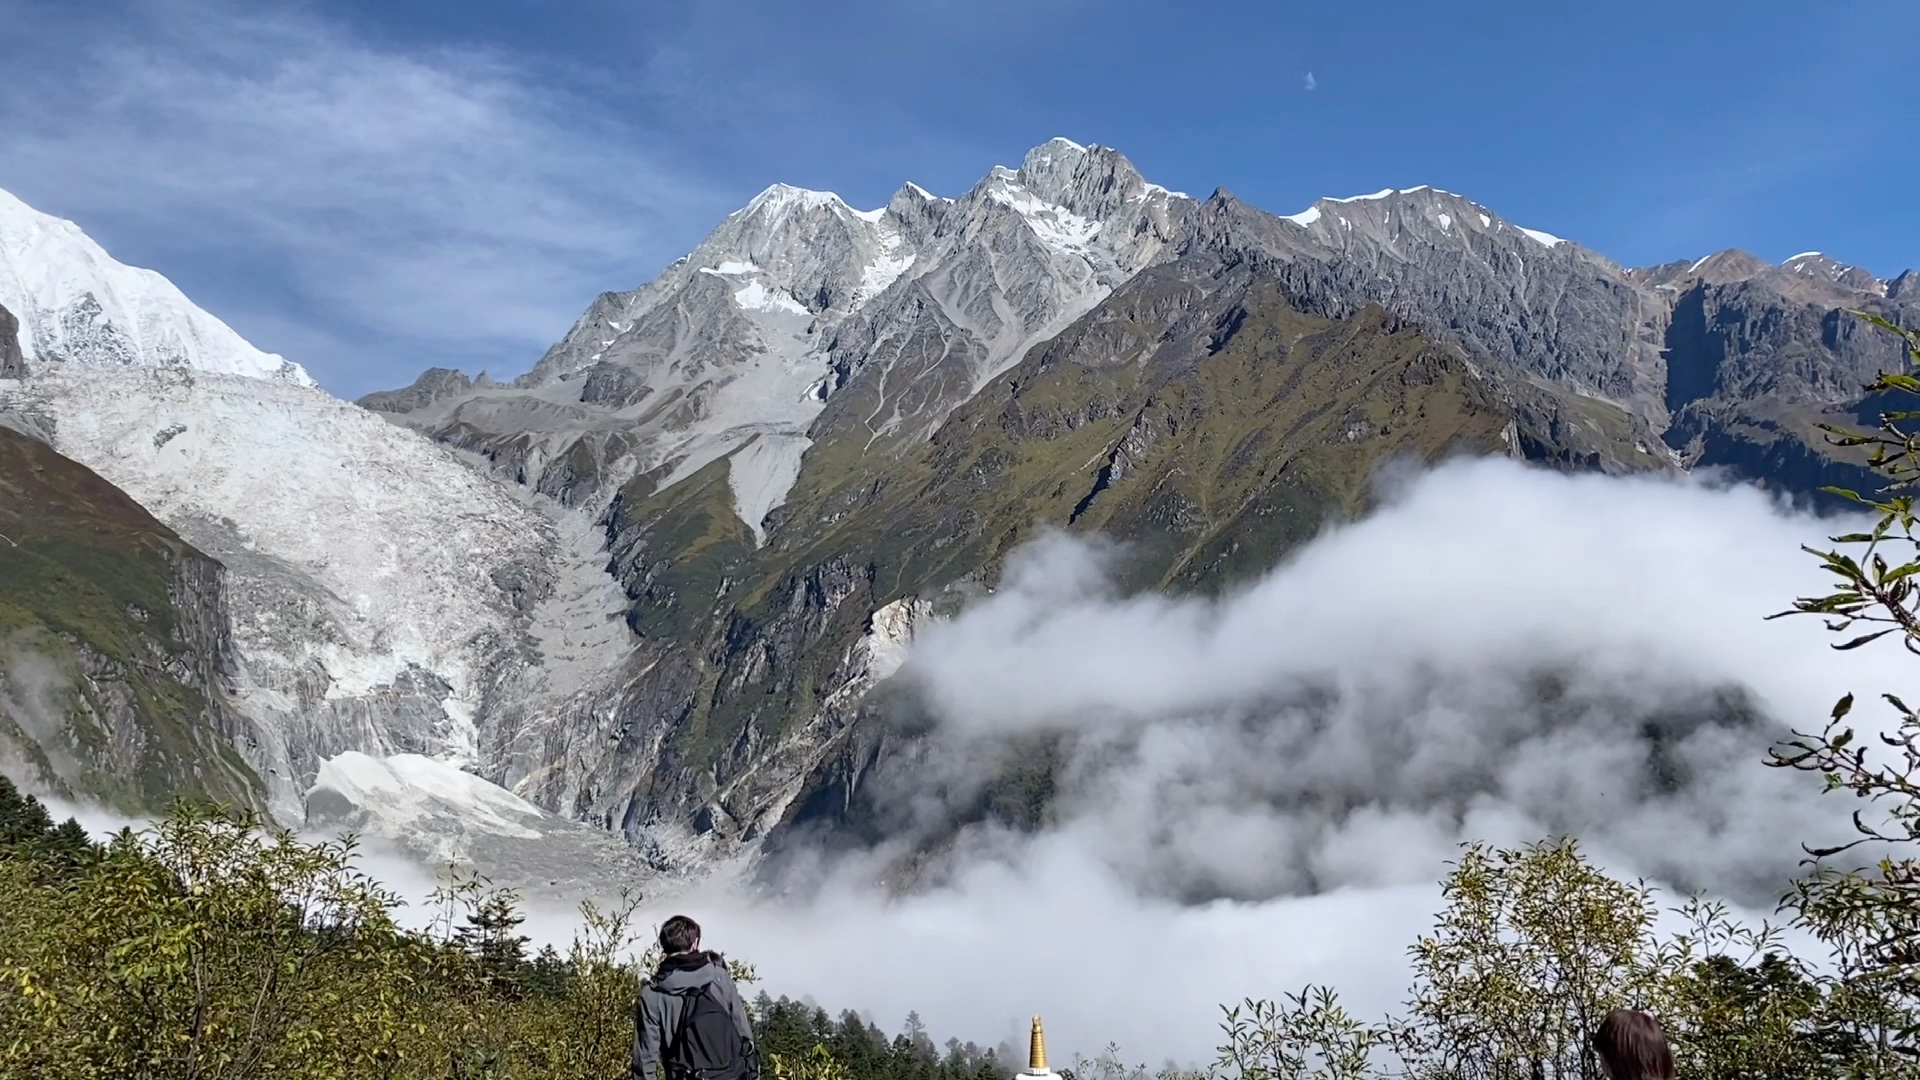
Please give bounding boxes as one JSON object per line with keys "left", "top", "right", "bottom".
{"left": 633, "top": 915, "right": 761, "bottom": 1080}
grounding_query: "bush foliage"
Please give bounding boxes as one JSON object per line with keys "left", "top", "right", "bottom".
{"left": 6, "top": 319, "right": 1920, "bottom": 1079}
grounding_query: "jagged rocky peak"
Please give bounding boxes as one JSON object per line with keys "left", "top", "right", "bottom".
{"left": 359, "top": 367, "right": 478, "bottom": 414}
{"left": 1685, "top": 249, "right": 1775, "bottom": 286}
{"left": 712, "top": 182, "right": 922, "bottom": 316}
{"left": 883, "top": 181, "right": 952, "bottom": 239}
{"left": 519, "top": 138, "right": 1197, "bottom": 399}
{"left": 1010, "top": 137, "right": 1172, "bottom": 218}
{"left": 0, "top": 186, "right": 313, "bottom": 385}
{"left": 965, "top": 137, "right": 1188, "bottom": 251}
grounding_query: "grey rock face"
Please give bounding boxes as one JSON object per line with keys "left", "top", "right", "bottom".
{"left": 357, "top": 367, "right": 476, "bottom": 414}
{"left": 369, "top": 139, "right": 1199, "bottom": 539}
{"left": 1185, "top": 186, "right": 1673, "bottom": 419}
{"left": 811, "top": 140, "right": 1192, "bottom": 445}
{"left": 0, "top": 302, "right": 24, "bottom": 379}
{"left": 1781, "top": 252, "right": 1886, "bottom": 295}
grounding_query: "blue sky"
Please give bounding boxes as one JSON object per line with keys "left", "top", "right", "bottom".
{"left": 0, "top": 0, "right": 1913, "bottom": 397}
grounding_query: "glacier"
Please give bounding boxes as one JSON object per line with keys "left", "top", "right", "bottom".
{"left": 0, "top": 364, "right": 560, "bottom": 820}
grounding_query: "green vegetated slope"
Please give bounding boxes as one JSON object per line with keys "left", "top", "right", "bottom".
{"left": 0, "top": 423, "right": 261, "bottom": 813}
{"left": 593, "top": 258, "right": 1660, "bottom": 836}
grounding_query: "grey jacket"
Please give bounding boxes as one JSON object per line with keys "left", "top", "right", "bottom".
{"left": 632, "top": 951, "right": 756, "bottom": 1080}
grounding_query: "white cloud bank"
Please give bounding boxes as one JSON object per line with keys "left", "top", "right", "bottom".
{"left": 693, "top": 459, "right": 1900, "bottom": 1063}
{"left": 27, "top": 459, "right": 1909, "bottom": 1066}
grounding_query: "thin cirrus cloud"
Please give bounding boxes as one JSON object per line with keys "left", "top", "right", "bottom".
{"left": 0, "top": 2, "right": 726, "bottom": 396}
{"left": 1304, "top": 71, "right": 1317, "bottom": 91}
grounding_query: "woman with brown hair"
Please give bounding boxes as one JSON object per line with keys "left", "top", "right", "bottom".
{"left": 1590, "top": 1009, "right": 1676, "bottom": 1080}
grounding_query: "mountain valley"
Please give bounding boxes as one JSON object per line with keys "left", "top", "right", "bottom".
{"left": 1, "top": 138, "right": 1915, "bottom": 893}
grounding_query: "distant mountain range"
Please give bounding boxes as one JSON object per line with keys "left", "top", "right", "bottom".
{"left": 0, "top": 139, "right": 1913, "bottom": 885}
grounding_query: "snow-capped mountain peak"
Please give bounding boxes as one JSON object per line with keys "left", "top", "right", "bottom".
{"left": 0, "top": 187, "right": 313, "bottom": 386}
{"left": 737, "top": 182, "right": 875, "bottom": 223}
{"left": 1782, "top": 250, "right": 1884, "bottom": 293}
{"left": 390, "top": 140, "right": 1200, "bottom": 550}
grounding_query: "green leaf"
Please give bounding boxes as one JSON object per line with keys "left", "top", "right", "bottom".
{"left": 1833, "top": 628, "right": 1898, "bottom": 650}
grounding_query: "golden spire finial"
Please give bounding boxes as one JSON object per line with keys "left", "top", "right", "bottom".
{"left": 1029, "top": 1015, "right": 1048, "bottom": 1073}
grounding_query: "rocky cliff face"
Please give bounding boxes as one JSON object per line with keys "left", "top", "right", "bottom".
{"left": 0, "top": 303, "right": 23, "bottom": 380}
{"left": 0, "top": 415, "right": 261, "bottom": 813}
{"left": 369, "top": 140, "right": 1198, "bottom": 535}
{"left": 1650, "top": 252, "right": 1919, "bottom": 502}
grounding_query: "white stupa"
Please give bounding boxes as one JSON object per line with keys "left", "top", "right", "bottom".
{"left": 1019, "top": 1017, "right": 1055, "bottom": 1079}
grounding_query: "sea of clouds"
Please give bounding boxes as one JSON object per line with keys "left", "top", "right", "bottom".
{"left": 34, "top": 457, "right": 1917, "bottom": 1067}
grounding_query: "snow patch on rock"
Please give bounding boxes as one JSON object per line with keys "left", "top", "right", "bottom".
{"left": 728, "top": 433, "right": 812, "bottom": 546}
{"left": 733, "top": 279, "right": 811, "bottom": 316}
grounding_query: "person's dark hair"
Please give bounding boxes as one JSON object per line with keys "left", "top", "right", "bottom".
{"left": 659, "top": 914, "right": 702, "bottom": 955}
{"left": 1590, "top": 1009, "right": 1675, "bottom": 1080}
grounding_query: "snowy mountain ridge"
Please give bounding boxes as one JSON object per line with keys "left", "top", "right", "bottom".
{"left": 367, "top": 138, "right": 1192, "bottom": 548}
{"left": 0, "top": 188, "right": 312, "bottom": 386}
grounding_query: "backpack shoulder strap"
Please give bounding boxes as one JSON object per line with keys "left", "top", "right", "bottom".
{"left": 664, "top": 981, "right": 717, "bottom": 1058}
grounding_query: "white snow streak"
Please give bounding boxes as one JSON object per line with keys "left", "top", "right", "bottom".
{"left": 1326, "top": 188, "right": 1399, "bottom": 203}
